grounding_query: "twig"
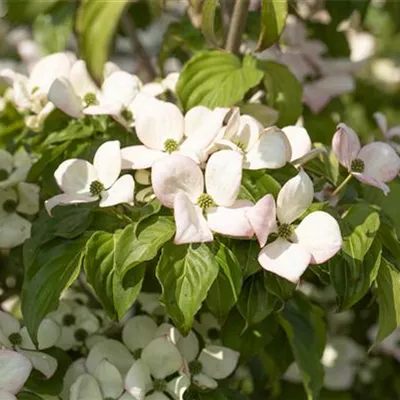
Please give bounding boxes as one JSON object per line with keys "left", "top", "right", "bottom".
{"left": 120, "top": 12, "right": 157, "bottom": 82}
{"left": 224, "top": 0, "right": 250, "bottom": 54}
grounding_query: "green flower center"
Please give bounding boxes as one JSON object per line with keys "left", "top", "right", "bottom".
{"left": 8, "top": 332, "right": 22, "bottom": 346}
{"left": 278, "top": 223, "right": 293, "bottom": 240}
{"left": 90, "top": 180, "right": 105, "bottom": 196}
{"left": 207, "top": 328, "right": 220, "bottom": 341}
{"left": 232, "top": 139, "right": 245, "bottom": 151}
{"left": 133, "top": 348, "right": 142, "bottom": 359}
{"left": 197, "top": 193, "right": 215, "bottom": 210}
{"left": 83, "top": 92, "right": 98, "bottom": 106}
{"left": 189, "top": 360, "right": 203, "bottom": 375}
{"left": 3, "top": 199, "right": 17, "bottom": 213}
{"left": 62, "top": 313, "right": 76, "bottom": 326}
{"left": 31, "top": 86, "right": 39, "bottom": 94}
{"left": 351, "top": 158, "right": 365, "bottom": 173}
{"left": 0, "top": 169, "right": 9, "bottom": 181}
{"left": 153, "top": 379, "right": 167, "bottom": 392}
{"left": 74, "top": 328, "right": 88, "bottom": 342}
{"left": 121, "top": 107, "right": 133, "bottom": 121}
{"left": 163, "top": 139, "right": 179, "bottom": 154}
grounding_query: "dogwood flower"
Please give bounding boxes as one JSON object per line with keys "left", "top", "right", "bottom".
{"left": 374, "top": 112, "right": 400, "bottom": 153}
{"left": 0, "top": 349, "right": 32, "bottom": 399}
{"left": 193, "top": 312, "right": 221, "bottom": 345}
{"left": 285, "top": 336, "right": 365, "bottom": 390}
{"left": 83, "top": 71, "right": 144, "bottom": 127}
{"left": 0, "top": 311, "right": 60, "bottom": 378}
{"left": 152, "top": 151, "right": 262, "bottom": 244}
{"left": 0, "top": 52, "right": 74, "bottom": 115}
{"left": 0, "top": 148, "right": 32, "bottom": 189}
{"left": 332, "top": 123, "right": 400, "bottom": 195}
{"left": 136, "top": 292, "right": 165, "bottom": 317}
{"left": 48, "top": 300, "right": 102, "bottom": 351}
{"left": 215, "top": 107, "right": 291, "bottom": 169}
{"left": 48, "top": 60, "right": 119, "bottom": 119}
{"left": 246, "top": 170, "right": 342, "bottom": 282}
{"left": 124, "top": 336, "right": 189, "bottom": 400}
{"left": 141, "top": 72, "right": 179, "bottom": 97}
{"left": 281, "top": 125, "right": 325, "bottom": 166}
{"left": 121, "top": 98, "right": 228, "bottom": 168}
{"left": 0, "top": 182, "right": 39, "bottom": 249}
{"left": 159, "top": 324, "right": 239, "bottom": 390}
{"left": 45, "top": 140, "right": 135, "bottom": 215}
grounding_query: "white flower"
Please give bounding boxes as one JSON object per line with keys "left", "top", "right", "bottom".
{"left": 0, "top": 311, "right": 60, "bottom": 378}
{"left": 125, "top": 335, "right": 189, "bottom": 400}
{"left": 0, "top": 148, "right": 32, "bottom": 189}
{"left": 158, "top": 324, "right": 239, "bottom": 390}
{"left": 193, "top": 312, "right": 221, "bottom": 345}
{"left": 215, "top": 107, "right": 291, "bottom": 169}
{"left": 48, "top": 300, "right": 102, "bottom": 351}
{"left": 246, "top": 170, "right": 342, "bottom": 282}
{"left": 48, "top": 60, "right": 120, "bottom": 119}
{"left": 83, "top": 70, "right": 144, "bottom": 127}
{"left": 45, "top": 140, "right": 135, "bottom": 215}
{"left": 141, "top": 72, "right": 180, "bottom": 97}
{"left": 65, "top": 342, "right": 136, "bottom": 400}
{"left": 0, "top": 182, "right": 40, "bottom": 249}
{"left": 152, "top": 151, "right": 269, "bottom": 244}
{"left": 0, "top": 349, "right": 32, "bottom": 399}
{"left": 374, "top": 112, "right": 400, "bottom": 153}
{"left": 121, "top": 98, "right": 228, "bottom": 168}
{"left": 0, "top": 52, "right": 74, "bottom": 115}
{"left": 136, "top": 293, "right": 165, "bottom": 317}
{"left": 285, "top": 336, "right": 365, "bottom": 390}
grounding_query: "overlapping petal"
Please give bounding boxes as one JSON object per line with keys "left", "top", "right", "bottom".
{"left": 93, "top": 141, "right": 121, "bottom": 188}
{"left": 332, "top": 123, "right": 361, "bottom": 170}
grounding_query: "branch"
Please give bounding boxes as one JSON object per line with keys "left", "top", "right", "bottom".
{"left": 121, "top": 12, "right": 157, "bottom": 82}
{"left": 224, "top": 0, "right": 250, "bottom": 54}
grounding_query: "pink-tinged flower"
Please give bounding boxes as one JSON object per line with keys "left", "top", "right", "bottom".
{"left": 215, "top": 108, "right": 291, "bottom": 169}
{"left": 332, "top": 123, "right": 400, "bottom": 195}
{"left": 374, "top": 112, "right": 400, "bottom": 153}
{"left": 246, "top": 170, "right": 342, "bottom": 283}
{"left": 152, "top": 151, "right": 262, "bottom": 244}
{"left": 121, "top": 98, "right": 228, "bottom": 169}
{"left": 303, "top": 74, "right": 355, "bottom": 114}
{"left": 45, "top": 141, "right": 135, "bottom": 215}
{"left": 0, "top": 349, "right": 32, "bottom": 398}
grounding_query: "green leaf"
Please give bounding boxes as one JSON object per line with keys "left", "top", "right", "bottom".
{"left": 156, "top": 242, "right": 219, "bottom": 333}
{"left": 375, "top": 258, "right": 400, "bottom": 342}
{"left": 32, "top": 2, "right": 74, "bottom": 54}
{"left": 84, "top": 231, "right": 145, "bottom": 319}
{"left": 330, "top": 240, "right": 382, "bottom": 310}
{"left": 239, "top": 103, "right": 279, "bottom": 127}
{"left": 201, "top": 0, "right": 219, "bottom": 46}
{"left": 256, "top": 0, "right": 288, "bottom": 51}
{"left": 23, "top": 204, "right": 95, "bottom": 270}
{"left": 378, "top": 219, "right": 400, "bottom": 270}
{"left": 17, "top": 393, "right": 43, "bottom": 400}
{"left": 176, "top": 51, "right": 264, "bottom": 111}
{"left": 279, "top": 296, "right": 325, "bottom": 400}
{"left": 231, "top": 240, "right": 261, "bottom": 278}
{"left": 114, "top": 216, "right": 175, "bottom": 280}
{"left": 261, "top": 61, "right": 303, "bottom": 127}
{"left": 22, "top": 234, "right": 91, "bottom": 339}
{"left": 5, "top": 0, "right": 58, "bottom": 23}
{"left": 220, "top": 308, "right": 278, "bottom": 360}
{"left": 206, "top": 241, "right": 243, "bottom": 319}
{"left": 341, "top": 204, "right": 380, "bottom": 264}
{"left": 238, "top": 272, "right": 278, "bottom": 327}
{"left": 42, "top": 121, "right": 93, "bottom": 146}
{"left": 240, "top": 170, "right": 281, "bottom": 202}
{"left": 76, "top": 0, "right": 128, "bottom": 83}
{"left": 264, "top": 271, "right": 295, "bottom": 301}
